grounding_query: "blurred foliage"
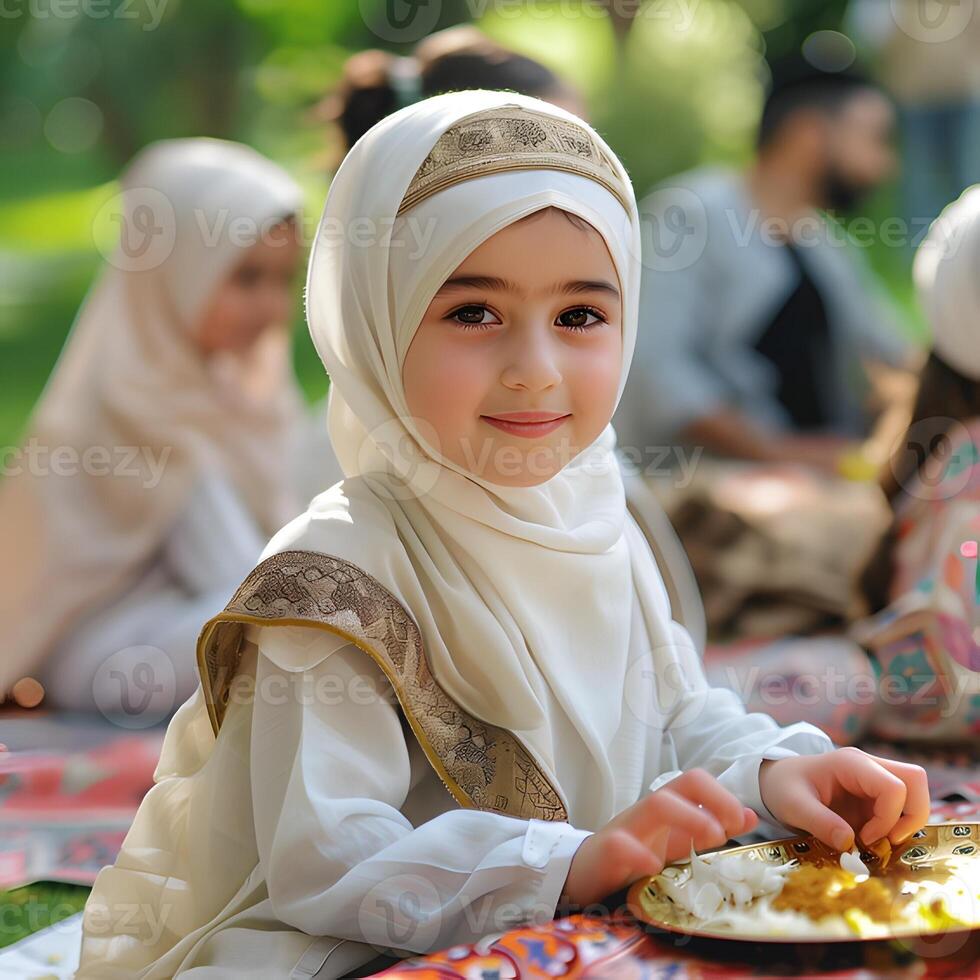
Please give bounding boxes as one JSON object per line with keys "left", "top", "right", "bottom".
{"left": 0, "top": 0, "right": 918, "bottom": 448}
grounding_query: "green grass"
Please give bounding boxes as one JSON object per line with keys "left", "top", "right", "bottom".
{"left": 0, "top": 882, "right": 91, "bottom": 949}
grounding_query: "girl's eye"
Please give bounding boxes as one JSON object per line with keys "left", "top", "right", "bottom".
{"left": 556, "top": 306, "right": 606, "bottom": 331}
{"left": 447, "top": 304, "right": 500, "bottom": 330}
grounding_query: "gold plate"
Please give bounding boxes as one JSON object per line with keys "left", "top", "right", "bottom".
{"left": 627, "top": 822, "right": 980, "bottom": 943}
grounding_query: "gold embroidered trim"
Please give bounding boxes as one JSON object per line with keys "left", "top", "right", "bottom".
{"left": 397, "top": 105, "right": 631, "bottom": 216}
{"left": 196, "top": 550, "right": 567, "bottom": 823}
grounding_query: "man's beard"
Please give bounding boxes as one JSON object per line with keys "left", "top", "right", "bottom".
{"left": 819, "top": 164, "right": 874, "bottom": 215}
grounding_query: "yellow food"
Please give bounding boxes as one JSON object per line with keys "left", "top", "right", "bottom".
{"left": 772, "top": 864, "right": 894, "bottom": 923}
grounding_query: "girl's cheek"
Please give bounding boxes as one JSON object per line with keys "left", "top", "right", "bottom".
{"left": 405, "top": 334, "right": 486, "bottom": 429}
{"left": 438, "top": 356, "right": 490, "bottom": 431}
{"left": 202, "top": 290, "right": 252, "bottom": 351}
{"left": 427, "top": 339, "right": 492, "bottom": 394}
{"left": 571, "top": 338, "right": 621, "bottom": 407}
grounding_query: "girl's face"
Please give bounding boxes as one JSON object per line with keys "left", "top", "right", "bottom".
{"left": 402, "top": 207, "right": 623, "bottom": 487}
{"left": 195, "top": 217, "right": 302, "bottom": 355}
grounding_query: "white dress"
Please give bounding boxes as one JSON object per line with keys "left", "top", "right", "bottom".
{"left": 75, "top": 610, "right": 834, "bottom": 979}
{"left": 37, "top": 468, "right": 266, "bottom": 716}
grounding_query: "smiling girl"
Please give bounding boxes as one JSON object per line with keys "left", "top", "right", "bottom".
{"left": 76, "top": 92, "right": 929, "bottom": 979}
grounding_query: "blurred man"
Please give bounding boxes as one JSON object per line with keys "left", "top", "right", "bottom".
{"left": 848, "top": 0, "right": 980, "bottom": 231}
{"left": 615, "top": 62, "right": 916, "bottom": 472}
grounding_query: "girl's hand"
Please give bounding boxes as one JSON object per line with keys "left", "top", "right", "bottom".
{"left": 759, "top": 747, "right": 931, "bottom": 852}
{"left": 560, "top": 769, "right": 758, "bottom": 908}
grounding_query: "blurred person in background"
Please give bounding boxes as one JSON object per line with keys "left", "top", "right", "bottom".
{"left": 293, "top": 25, "right": 586, "bottom": 504}
{"left": 0, "top": 138, "right": 306, "bottom": 718}
{"left": 854, "top": 184, "right": 980, "bottom": 742}
{"left": 614, "top": 60, "right": 917, "bottom": 473}
{"left": 849, "top": 0, "right": 980, "bottom": 234}
{"left": 701, "top": 186, "right": 980, "bottom": 748}
{"left": 318, "top": 24, "right": 586, "bottom": 156}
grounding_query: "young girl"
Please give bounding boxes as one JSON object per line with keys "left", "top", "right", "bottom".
{"left": 0, "top": 139, "right": 305, "bottom": 716}
{"left": 855, "top": 184, "right": 980, "bottom": 741}
{"left": 293, "top": 26, "right": 584, "bottom": 507}
{"left": 75, "top": 92, "right": 929, "bottom": 979}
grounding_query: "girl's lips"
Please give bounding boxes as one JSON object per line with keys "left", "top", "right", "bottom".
{"left": 481, "top": 415, "right": 570, "bottom": 438}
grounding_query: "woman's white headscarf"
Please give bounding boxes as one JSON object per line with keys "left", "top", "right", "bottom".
{"left": 914, "top": 183, "right": 980, "bottom": 381}
{"left": 0, "top": 138, "right": 305, "bottom": 696}
{"left": 262, "top": 89, "right": 699, "bottom": 829}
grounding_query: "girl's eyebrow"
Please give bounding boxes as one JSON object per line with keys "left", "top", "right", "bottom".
{"left": 437, "top": 275, "right": 620, "bottom": 299}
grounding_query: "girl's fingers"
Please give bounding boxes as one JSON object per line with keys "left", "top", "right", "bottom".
{"left": 778, "top": 787, "right": 856, "bottom": 852}
{"left": 666, "top": 769, "right": 753, "bottom": 836}
{"left": 867, "top": 756, "right": 931, "bottom": 845}
{"left": 603, "top": 829, "right": 666, "bottom": 889}
{"left": 631, "top": 789, "right": 728, "bottom": 856}
{"left": 834, "top": 750, "right": 909, "bottom": 846}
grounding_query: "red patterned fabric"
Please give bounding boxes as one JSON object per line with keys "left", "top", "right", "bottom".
{"left": 371, "top": 908, "right": 979, "bottom": 979}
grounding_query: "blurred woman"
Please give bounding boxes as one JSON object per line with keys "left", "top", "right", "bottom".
{"left": 0, "top": 138, "right": 306, "bottom": 718}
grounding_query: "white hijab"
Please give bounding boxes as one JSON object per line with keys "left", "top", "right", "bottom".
{"left": 0, "top": 138, "right": 306, "bottom": 696}
{"left": 914, "top": 183, "right": 980, "bottom": 381}
{"left": 262, "top": 90, "right": 699, "bottom": 829}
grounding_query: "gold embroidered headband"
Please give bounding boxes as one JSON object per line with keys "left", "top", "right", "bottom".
{"left": 396, "top": 105, "right": 632, "bottom": 217}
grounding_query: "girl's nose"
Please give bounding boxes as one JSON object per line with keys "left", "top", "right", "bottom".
{"left": 500, "top": 326, "right": 563, "bottom": 391}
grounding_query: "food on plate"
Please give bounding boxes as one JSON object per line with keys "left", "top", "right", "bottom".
{"left": 631, "top": 826, "right": 979, "bottom": 940}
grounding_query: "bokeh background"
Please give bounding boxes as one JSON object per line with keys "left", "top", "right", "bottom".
{"left": 0, "top": 0, "right": 928, "bottom": 450}
{"left": 5, "top": 0, "right": 980, "bottom": 956}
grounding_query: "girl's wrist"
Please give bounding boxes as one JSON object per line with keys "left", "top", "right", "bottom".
{"left": 758, "top": 758, "right": 781, "bottom": 809}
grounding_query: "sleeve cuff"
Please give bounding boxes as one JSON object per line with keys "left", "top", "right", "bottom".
{"left": 649, "top": 724, "right": 836, "bottom": 842}
{"left": 717, "top": 726, "right": 835, "bottom": 841}
{"left": 520, "top": 819, "right": 594, "bottom": 919}
{"left": 715, "top": 750, "right": 799, "bottom": 838}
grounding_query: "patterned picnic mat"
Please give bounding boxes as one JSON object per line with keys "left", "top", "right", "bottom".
{"left": 0, "top": 706, "right": 166, "bottom": 888}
